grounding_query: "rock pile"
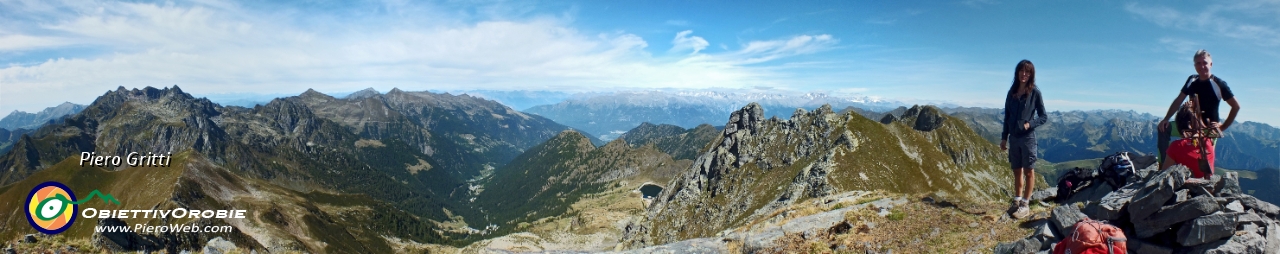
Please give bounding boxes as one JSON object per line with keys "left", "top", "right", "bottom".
{"left": 998, "top": 162, "right": 1280, "bottom": 254}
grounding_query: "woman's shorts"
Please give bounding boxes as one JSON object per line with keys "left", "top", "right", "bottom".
{"left": 1008, "top": 135, "right": 1037, "bottom": 170}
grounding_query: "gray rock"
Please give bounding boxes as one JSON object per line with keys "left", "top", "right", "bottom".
{"left": 994, "top": 238, "right": 1040, "bottom": 254}
{"left": 1265, "top": 222, "right": 1279, "bottom": 254}
{"left": 1175, "top": 213, "right": 1239, "bottom": 246}
{"left": 1031, "top": 187, "right": 1058, "bottom": 202}
{"left": 1226, "top": 200, "right": 1246, "bottom": 213}
{"left": 1129, "top": 165, "right": 1189, "bottom": 220}
{"left": 1051, "top": 205, "right": 1088, "bottom": 234}
{"left": 1183, "top": 230, "right": 1267, "bottom": 254}
{"left": 1084, "top": 182, "right": 1141, "bottom": 221}
{"left": 1214, "top": 172, "right": 1242, "bottom": 197}
{"left": 1175, "top": 189, "right": 1190, "bottom": 203}
{"left": 1237, "top": 212, "right": 1269, "bottom": 228}
{"left": 1126, "top": 238, "right": 1172, "bottom": 254}
{"left": 1062, "top": 181, "right": 1115, "bottom": 205}
{"left": 2, "top": 247, "right": 13, "bottom": 254}
{"left": 202, "top": 237, "right": 237, "bottom": 254}
{"left": 20, "top": 234, "right": 37, "bottom": 243}
{"left": 1030, "top": 221, "right": 1058, "bottom": 251}
{"left": 1132, "top": 196, "right": 1222, "bottom": 238}
{"left": 1032, "top": 220, "right": 1058, "bottom": 242}
{"left": 1238, "top": 195, "right": 1280, "bottom": 218}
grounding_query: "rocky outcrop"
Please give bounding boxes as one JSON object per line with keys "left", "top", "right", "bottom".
{"left": 626, "top": 103, "right": 1014, "bottom": 248}
{"left": 999, "top": 163, "right": 1280, "bottom": 253}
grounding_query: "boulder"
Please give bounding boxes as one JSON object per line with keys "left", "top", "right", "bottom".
{"left": 1132, "top": 196, "right": 1221, "bottom": 238}
{"left": 1183, "top": 230, "right": 1267, "bottom": 254}
{"left": 1031, "top": 221, "right": 1058, "bottom": 251}
{"left": 1031, "top": 187, "right": 1058, "bottom": 202}
{"left": 1237, "top": 195, "right": 1280, "bottom": 218}
{"left": 20, "top": 234, "right": 37, "bottom": 243}
{"left": 1050, "top": 205, "right": 1088, "bottom": 234}
{"left": 994, "top": 238, "right": 1041, "bottom": 254}
{"left": 1214, "top": 172, "right": 1242, "bottom": 197}
{"left": 1225, "top": 200, "right": 1246, "bottom": 213}
{"left": 1062, "top": 182, "right": 1115, "bottom": 205}
{"left": 1175, "top": 213, "right": 1239, "bottom": 246}
{"left": 1090, "top": 183, "right": 1141, "bottom": 221}
{"left": 1129, "top": 166, "right": 1189, "bottom": 220}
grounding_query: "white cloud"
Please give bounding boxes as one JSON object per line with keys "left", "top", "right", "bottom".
{"left": 0, "top": 34, "right": 75, "bottom": 51}
{"left": 1126, "top": 2, "right": 1280, "bottom": 46}
{"left": 670, "top": 30, "right": 709, "bottom": 54}
{"left": 0, "top": 0, "right": 841, "bottom": 114}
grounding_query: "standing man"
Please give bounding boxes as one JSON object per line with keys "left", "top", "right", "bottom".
{"left": 1158, "top": 49, "right": 1241, "bottom": 167}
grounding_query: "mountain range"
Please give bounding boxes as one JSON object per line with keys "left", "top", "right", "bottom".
{"left": 943, "top": 107, "right": 1280, "bottom": 170}
{"left": 2, "top": 87, "right": 1277, "bottom": 252}
{"left": 0, "top": 102, "right": 86, "bottom": 130}
{"left": 524, "top": 90, "right": 902, "bottom": 140}
{"left": 0, "top": 86, "right": 593, "bottom": 252}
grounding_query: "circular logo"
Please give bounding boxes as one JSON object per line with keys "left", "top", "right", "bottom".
{"left": 25, "top": 181, "right": 78, "bottom": 234}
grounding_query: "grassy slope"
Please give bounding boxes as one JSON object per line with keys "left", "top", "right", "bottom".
{"left": 650, "top": 109, "right": 1017, "bottom": 243}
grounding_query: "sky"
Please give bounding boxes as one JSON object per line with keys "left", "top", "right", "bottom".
{"left": 1, "top": 0, "right": 1278, "bottom": 126}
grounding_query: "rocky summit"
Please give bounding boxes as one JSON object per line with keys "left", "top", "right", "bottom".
{"left": 622, "top": 103, "right": 1016, "bottom": 247}
{"left": 1000, "top": 162, "right": 1280, "bottom": 253}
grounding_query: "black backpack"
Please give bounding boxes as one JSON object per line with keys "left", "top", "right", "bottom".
{"left": 1055, "top": 167, "right": 1098, "bottom": 203}
{"left": 1097, "top": 152, "right": 1136, "bottom": 188}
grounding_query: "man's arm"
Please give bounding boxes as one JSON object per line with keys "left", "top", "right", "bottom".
{"left": 1159, "top": 93, "right": 1188, "bottom": 131}
{"left": 1221, "top": 97, "right": 1240, "bottom": 131}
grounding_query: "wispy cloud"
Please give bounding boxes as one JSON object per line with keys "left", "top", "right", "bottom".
{"left": 0, "top": 0, "right": 841, "bottom": 114}
{"left": 670, "top": 30, "right": 709, "bottom": 54}
{"left": 1126, "top": 2, "right": 1280, "bottom": 46}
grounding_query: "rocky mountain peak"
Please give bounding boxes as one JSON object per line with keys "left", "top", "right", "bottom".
{"left": 345, "top": 87, "right": 381, "bottom": 100}
{"left": 724, "top": 102, "right": 765, "bottom": 135}
{"left": 901, "top": 105, "right": 947, "bottom": 132}
{"left": 299, "top": 88, "right": 332, "bottom": 99}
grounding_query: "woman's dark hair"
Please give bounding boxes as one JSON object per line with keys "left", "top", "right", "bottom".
{"left": 1009, "top": 60, "right": 1037, "bottom": 96}
{"left": 1176, "top": 102, "right": 1198, "bottom": 132}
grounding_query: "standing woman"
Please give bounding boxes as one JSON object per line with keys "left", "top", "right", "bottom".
{"left": 1000, "top": 60, "right": 1048, "bottom": 219}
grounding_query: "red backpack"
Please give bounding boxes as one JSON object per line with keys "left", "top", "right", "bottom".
{"left": 1053, "top": 219, "right": 1127, "bottom": 254}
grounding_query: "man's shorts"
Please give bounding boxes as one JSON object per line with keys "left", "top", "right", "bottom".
{"left": 1008, "top": 135, "right": 1037, "bottom": 170}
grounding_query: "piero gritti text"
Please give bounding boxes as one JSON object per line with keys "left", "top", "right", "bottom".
{"left": 79, "top": 152, "right": 173, "bottom": 167}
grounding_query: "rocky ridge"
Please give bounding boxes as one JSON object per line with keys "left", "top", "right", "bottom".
{"left": 622, "top": 103, "right": 1015, "bottom": 247}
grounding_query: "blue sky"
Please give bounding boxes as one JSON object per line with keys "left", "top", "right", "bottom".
{"left": 1, "top": 0, "right": 1278, "bottom": 126}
